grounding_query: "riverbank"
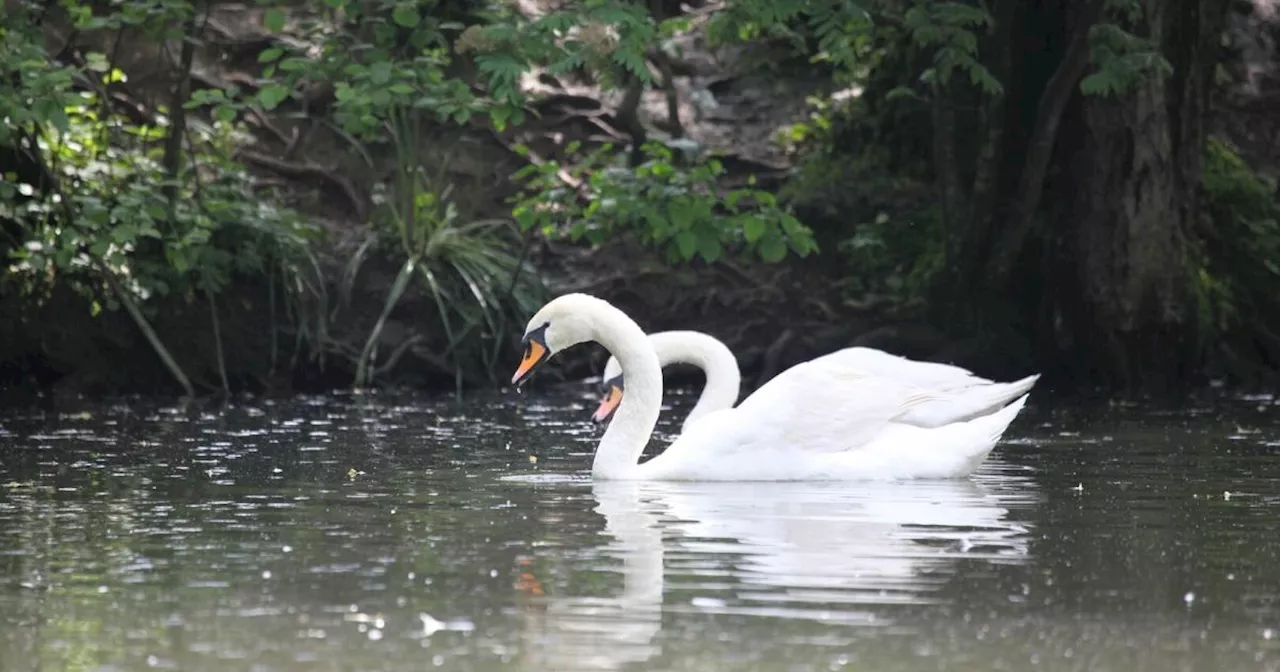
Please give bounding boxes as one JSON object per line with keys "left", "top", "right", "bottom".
{"left": 5, "top": 1, "right": 1280, "bottom": 408}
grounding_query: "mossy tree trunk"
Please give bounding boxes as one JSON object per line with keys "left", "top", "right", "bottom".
{"left": 942, "top": 0, "right": 1228, "bottom": 393}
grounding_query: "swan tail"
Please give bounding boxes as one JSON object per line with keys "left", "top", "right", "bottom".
{"left": 960, "top": 374, "right": 1039, "bottom": 419}
{"left": 859, "top": 393, "right": 1030, "bottom": 479}
{"left": 1007, "top": 373, "right": 1041, "bottom": 398}
{"left": 973, "top": 393, "right": 1030, "bottom": 444}
{"left": 902, "top": 374, "right": 1040, "bottom": 428}
{"left": 937, "top": 393, "right": 1029, "bottom": 475}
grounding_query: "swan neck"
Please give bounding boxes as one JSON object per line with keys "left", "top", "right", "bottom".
{"left": 591, "top": 307, "right": 662, "bottom": 479}
{"left": 675, "top": 335, "right": 740, "bottom": 429}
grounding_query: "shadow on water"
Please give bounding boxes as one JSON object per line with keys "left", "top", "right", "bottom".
{"left": 0, "top": 387, "right": 1277, "bottom": 670}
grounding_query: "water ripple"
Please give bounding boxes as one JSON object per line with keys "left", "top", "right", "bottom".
{"left": 0, "top": 389, "right": 1276, "bottom": 671}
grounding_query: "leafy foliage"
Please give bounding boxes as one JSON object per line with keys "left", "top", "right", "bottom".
{"left": 902, "top": 2, "right": 1001, "bottom": 94}
{"left": 707, "top": 0, "right": 1000, "bottom": 97}
{"left": 1082, "top": 22, "right": 1173, "bottom": 96}
{"left": 0, "top": 16, "right": 76, "bottom": 143}
{"left": 1194, "top": 137, "right": 1280, "bottom": 342}
{"left": 512, "top": 141, "right": 817, "bottom": 264}
{"left": 1, "top": 0, "right": 1264, "bottom": 394}
{"left": 2, "top": 0, "right": 320, "bottom": 395}
{"left": 782, "top": 143, "right": 943, "bottom": 302}
{"left": 250, "top": 0, "right": 485, "bottom": 137}
{"left": 8, "top": 93, "right": 314, "bottom": 303}
{"left": 1, "top": 0, "right": 553, "bottom": 393}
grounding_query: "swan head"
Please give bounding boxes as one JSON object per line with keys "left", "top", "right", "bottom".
{"left": 591, "top": 374, "right": 624, "bottom": 423}
{"left": 511, "top": 293, "right": 609, "bottom": 387}
{"left": 592, "top": 354, "right": 626, "bottom": 422}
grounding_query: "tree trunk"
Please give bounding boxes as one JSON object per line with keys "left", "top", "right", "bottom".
{"left": 1057, "top": 0, "right": 1225, "bottom": 392}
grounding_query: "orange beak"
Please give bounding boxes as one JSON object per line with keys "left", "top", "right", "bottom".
{"left": 511, "top": 339, "right": 548, "bottom": 386}
{"left": 591, "top": 384, "right": 623, "bottom": 423}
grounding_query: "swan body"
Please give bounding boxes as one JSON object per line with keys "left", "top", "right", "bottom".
{"left": 595, "top": 332, "right": 1039, "bottom": 430}
{"left": 512, "top": 293, "right": 1030, "bottom": 481}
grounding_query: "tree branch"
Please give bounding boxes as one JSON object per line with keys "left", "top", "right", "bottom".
{"left": 235, "top": 149, "right": 368, "bottom": 219}
{"left": 162, "top": 1, "right": 208, "bottom": 217}
{"left": 649, "top": 46, "right": 684, "bottom": 137}
{"left": 931, "top": 81, "right": 962, "bottom": 273}
{"left": 963, "top": 0, "right": 1017, "bottom": 282}
{"left": 207, "top": 291, "right": 230, "bottom": 397}
{"left": 615, "top": 71, "right": 648, "bottom": 165}
{"left": 985, "top": 1, "right": 1102, "bottom": 288}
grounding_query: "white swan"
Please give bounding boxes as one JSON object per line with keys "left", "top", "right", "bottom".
{"left": 511, "top": 293, "right": 1030, "bottom": 481}
{"left": 591, "top": 331, "right": 1040, "bottom": 431}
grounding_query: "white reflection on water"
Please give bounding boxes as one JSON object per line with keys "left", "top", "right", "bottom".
{"left": 517, "top": 467, "right": 1037, "bottom": 670}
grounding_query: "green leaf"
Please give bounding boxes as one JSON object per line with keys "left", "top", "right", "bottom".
{"left": 257, "top": 84, "right": 290, "bottom": 110}
{"left": 513, "top": 205, "right": 536, "bottom": 231}
{"left": 780, "top": 215, "right": 807, "bottom": 238}
{"left": 675, "top": 231, "right": 698, "bottom": 260}
{"left": 392, "top": 5, "right": 420, "bottom": 28}
{"left": 47, "top": 107, "right": 70, "bottom": 134}
{"left": 369, "top": 61, "right": 393, "bottom": 85}
{"left": 697, "top": 234, "right": 722, "bottom": 263}
{"left": 215, "top": 105, "right": 237, "bottom": 123}
{"left": 884, "top": 86, "right": 922, "bottom": 102}
{"left": 743, "top": 217, "right": 766, "bottom": 243}
{"left": 668, "top": 200, "right": 694, "bottom": 230}
{"left": 491, "top": 105, "right": 511, "bottom": 132}
{"left": 263, "top": 9, "right": 286, "bottom": 33}
{"left": 759, "top": 237, "right": 787, "bottom": 263}
{"left": 259, "top": 47, "right": 284, "bottom": 63}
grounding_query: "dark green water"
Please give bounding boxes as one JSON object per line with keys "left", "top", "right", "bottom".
{"left": 0, "top": 387, "right": 1278, "bottom": 671}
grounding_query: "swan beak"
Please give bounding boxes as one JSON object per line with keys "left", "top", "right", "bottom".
{"left": 591, "top": 384, "right": 623, "bottom": 423}
{"left": 511, "top": 338, "right": 548, "bottom": 387}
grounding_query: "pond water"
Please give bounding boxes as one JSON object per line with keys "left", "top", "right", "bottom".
{"left": 0, "top": 385, "right": 1279, "bottom": 671}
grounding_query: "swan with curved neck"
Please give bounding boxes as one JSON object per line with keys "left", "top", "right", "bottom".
{"left": 512, "top": 293, "right": 1030, "bottom": 481}
{"left": 592, "top": 332, "right": 1040, "bottom": 430}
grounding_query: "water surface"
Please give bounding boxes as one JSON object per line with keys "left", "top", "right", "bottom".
{"left": 0, "top": 386, "right": 1278, "bottom": 671}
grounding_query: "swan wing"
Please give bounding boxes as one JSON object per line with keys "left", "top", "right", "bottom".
{"left": 811, "top": 347, "right": 994, "bottom": 389}
{"left": 677, "top": 358, "right": 940, "bottom": 456}
{"left": 809, "top": 348, "right": 1040, "bottom": 427}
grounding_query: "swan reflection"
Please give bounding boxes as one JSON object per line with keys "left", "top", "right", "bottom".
{"left": 517, "top": 470, "right": 1036, "bottom": 670}
{"left": 516, "top": 481, "right": 665, "bottom": 671}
